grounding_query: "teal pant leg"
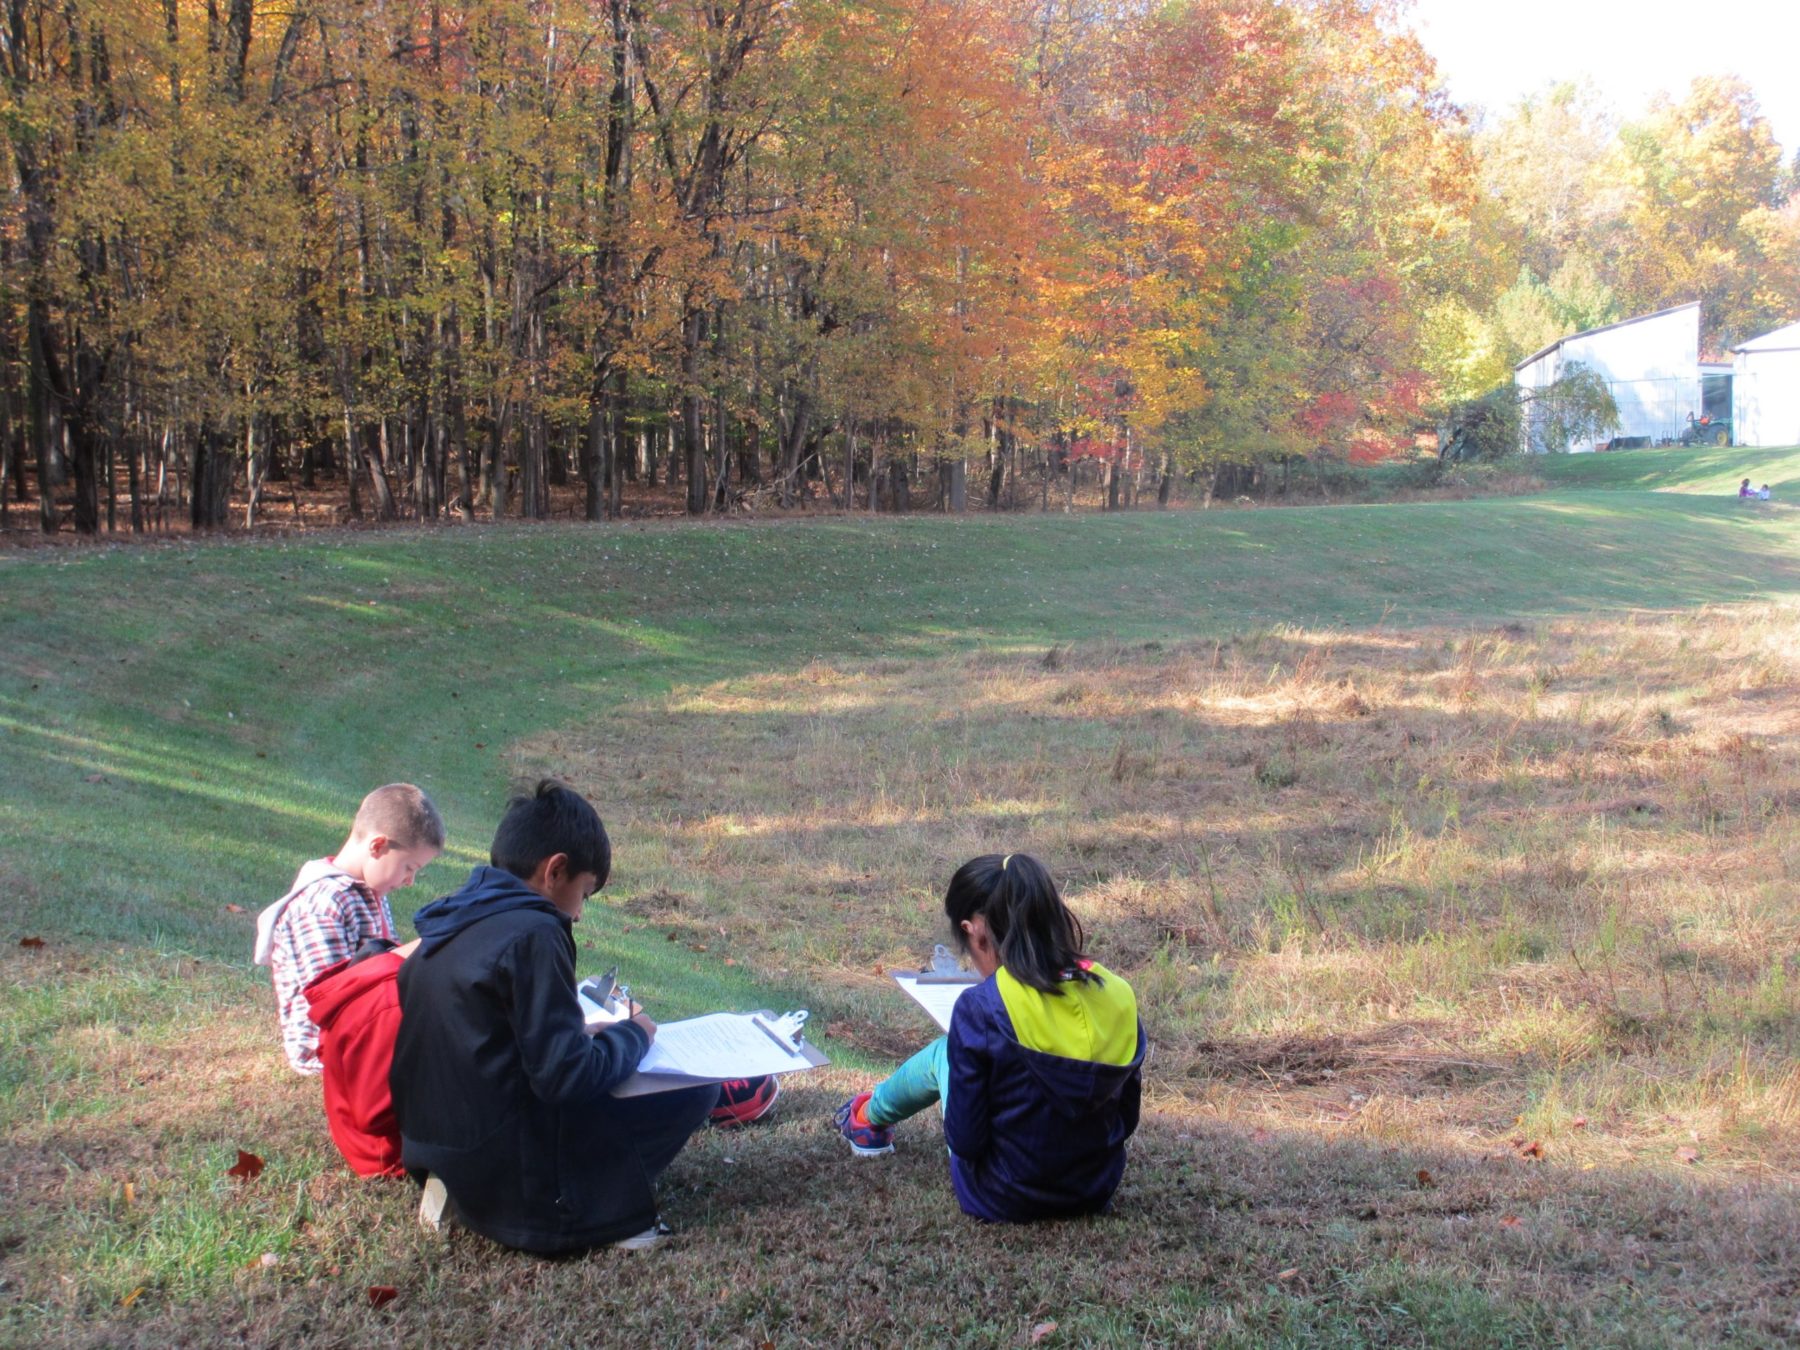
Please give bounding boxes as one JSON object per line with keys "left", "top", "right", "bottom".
{"left": 865, "top": 1036, "right": 949, "bottom": 1127}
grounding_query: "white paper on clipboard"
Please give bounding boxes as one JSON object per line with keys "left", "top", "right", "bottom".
{"left": 893, "top": 972, "right": 979, "bottom": 1032}
{"left": 610, "top": 1011, "right": 829, "bottom": 1096}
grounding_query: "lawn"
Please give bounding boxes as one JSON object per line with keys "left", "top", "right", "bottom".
{"left": 1532, "top": 443, "right": 1800, "bottom": 497}
{"left": 3, "top": 477, "right": 1799, "bottom": 1346}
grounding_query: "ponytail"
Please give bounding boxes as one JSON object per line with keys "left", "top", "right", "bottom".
{"left": 944, "top": 853, "right": 1096, "bottom": 993}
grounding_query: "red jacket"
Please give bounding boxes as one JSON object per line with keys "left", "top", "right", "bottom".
{"left": 304, "top": 951, "right": 406, "bottom": 1178}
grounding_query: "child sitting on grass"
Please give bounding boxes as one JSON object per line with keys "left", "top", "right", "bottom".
{"left": 835, "top": 853, "right": 1145, "bottom": 1221}
{"left": 254, "top": 783, "right": 443, "bottom": 1074}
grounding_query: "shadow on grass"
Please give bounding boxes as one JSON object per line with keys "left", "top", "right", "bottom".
{"left": 9, "top": 1034, "right": 1793, "bottom": 1348}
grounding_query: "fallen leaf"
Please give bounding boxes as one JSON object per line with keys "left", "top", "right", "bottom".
{"left": 723, "top": 958, "right": 737, "bottom": 966}
{"left": 224, "top": 904, "right": 245, "bottom": 914}
{"left": 1519, "top": 1140, "right": 1544, "bottom": 1159}
{"left": 122, "top": 1181, "right": 136, "bottom": 1206}
{"left": 120, "top": 1286, "right": 145, "bottom": 1308}
{"left": 1498, "top": 1214, "right": 1522, "bottom": 1228}
{"left": 226, "top": 1149, "right": 265, "bottom": 1182}
{"left": 1675, "top": 1146, "right": 1700, "bottom": 1165}
{"left": 84, "top": 773, "right": 106, "bottom": 784}
{"left": 367, "top": 1285, "right": 399, "bottom": 1309}
{"left": 1029, "top": 1321, "right": 1058, "bottom": 1343}
{"left": 259, "top": 1253, "right": 280, "bottom": 1268}
{"left": 1416, "top": 1169, "right": 1435, "bottom": 1188}
{"left": 19, "top": 937, "right": 45, "bottom": 949}
{"left": 1570, "top": 1116, "right": 1588, "bottom": 1129}
{"left": 1276, "top": 1268, "right": 1300, "bottom": 1282}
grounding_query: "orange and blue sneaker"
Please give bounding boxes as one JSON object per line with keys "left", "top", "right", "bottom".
{"left": 834, "top": 1090, "right": 895, "bottom": 1156}
{"left": 710, "top": 1076, "right": 780, "bottom": 1128}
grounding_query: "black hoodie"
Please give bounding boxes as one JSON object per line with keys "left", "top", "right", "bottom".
{"left": 390, "top": 865, "right": 656, "bottom": 1252}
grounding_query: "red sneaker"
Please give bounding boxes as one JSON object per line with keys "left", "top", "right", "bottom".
{"left": 710, "top": 1075, "right": 780, "bottom": 1128}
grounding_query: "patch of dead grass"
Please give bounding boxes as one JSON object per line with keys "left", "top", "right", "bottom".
{"left": 517, "top": 604, "right": 1800, "bottom": 1176}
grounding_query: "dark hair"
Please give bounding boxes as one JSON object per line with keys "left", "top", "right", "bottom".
{"left": 944, "top": 853, "right": 1095, "bottom": 993}
{"left": 490, "top": 779, "right": 612, "bottom": 887}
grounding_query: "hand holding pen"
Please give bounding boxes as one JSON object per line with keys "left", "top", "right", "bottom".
{"left": 615, "top": 981, "right": 657, "bottom": 1043}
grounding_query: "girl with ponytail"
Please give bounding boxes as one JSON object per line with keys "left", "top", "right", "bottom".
{"left": 834, "top": 853, "right": 1144, "bottom": 1221}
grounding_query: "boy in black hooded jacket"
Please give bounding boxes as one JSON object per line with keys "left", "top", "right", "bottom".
{"left": 390, "top": 780, "right": 715, "bottom": 1253}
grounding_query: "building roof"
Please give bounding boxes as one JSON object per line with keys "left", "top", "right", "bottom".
{"left": 1731, "top": 319, "right": 1800, "bottom": 355}
{"left": 1513, "top": 301, "right": 1700, "bottom": 373}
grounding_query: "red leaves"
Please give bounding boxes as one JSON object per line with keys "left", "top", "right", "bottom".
{"left": 226, "top": 1149, "right": 265, "bottom": 1182}
{"left": 367, "top": 1286, "right": 399, "bottom": 1309}
{"left": 1518, "top": 1140, "right": 1545, "bottom": 1160}
{"left": 1498, "top": 1214, "right": 1523, "bottom": 1229}
{"left": 1415, "top": 1168, "right": 1435, "bottom": 1188}
{"left": 19, "top": 936, "right": 45, "bottom": 949}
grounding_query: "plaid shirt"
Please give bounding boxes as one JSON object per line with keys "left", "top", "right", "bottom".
{"left": 270, "top": 871, "right": 394, "bottom": 1074}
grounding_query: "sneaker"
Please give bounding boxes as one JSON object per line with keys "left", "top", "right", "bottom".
{"left": 834, "top": 1091, "right": 895, "bottom": 1157}
{"left": 710, "top": 1075, "right": 780, "bottom": 1128}
{"left": 417, "top": 1175, "right": 449, "bottom": 1232}
{"left": 611, "top": 1218, "right": 673, "bottom": 1251}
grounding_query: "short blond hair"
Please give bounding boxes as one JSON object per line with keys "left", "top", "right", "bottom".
{"left": 351, "top": 783, "right": 445, "bottom": 850}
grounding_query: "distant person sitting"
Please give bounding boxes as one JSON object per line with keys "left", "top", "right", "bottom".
{"left": 1740, "top": 478, "right": 1754, "bottom": 500}
{"left": 1759, "top": 484, "right": 1773, "bottom": 501}
{"left": 390, "top": 780, "right": 724, "bottom": 1253}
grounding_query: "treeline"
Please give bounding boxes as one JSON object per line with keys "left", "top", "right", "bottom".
{"left": 1, "top": 0, "right": 1793, "bottom": 534}
{"left": 1434, "top": 77, "right": 1800, "bottom": 403}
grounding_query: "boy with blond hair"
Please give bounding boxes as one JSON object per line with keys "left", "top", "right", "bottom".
{"left": 254, "top": 783, "right": 444, "bottom": 1074}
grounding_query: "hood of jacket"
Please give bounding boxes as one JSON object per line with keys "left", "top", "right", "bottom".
{"left": 412, "top": 865, "right": 566, "bottom": 954}
{"left": 1011, "top": 1026, "right": 1146, "bottom": 1121}
{"left": 252, "top": 857, "right": 354, "bottom": 966}
{"left": 303, "top": 949, "right": 404, "bottom": 1028}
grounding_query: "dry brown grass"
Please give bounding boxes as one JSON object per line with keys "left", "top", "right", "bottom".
{"left": 7, "top": 603, "right": 1800, "bottom": 1344}
{"left": 520, "top": 605, "right": 1800, "bottom": 1177}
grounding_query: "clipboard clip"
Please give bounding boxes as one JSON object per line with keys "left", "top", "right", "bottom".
{"left": 916, "top": 944, "right": 979, "bottom": 984}
{"left": 751, "top": 1009, "right": 810, "bottom": 1053}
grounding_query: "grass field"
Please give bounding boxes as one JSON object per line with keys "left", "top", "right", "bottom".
{"left": 3, "top": 454, "right": 1799, "bottom": 1346}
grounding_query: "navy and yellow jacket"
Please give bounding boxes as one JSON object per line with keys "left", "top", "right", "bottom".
{"left": 944, "top": 960, "right": 1143, "bottom": 1221}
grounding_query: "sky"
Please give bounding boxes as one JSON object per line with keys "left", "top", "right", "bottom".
{"left": 1406, "top": 0, "right": 1799, "bottom": 156}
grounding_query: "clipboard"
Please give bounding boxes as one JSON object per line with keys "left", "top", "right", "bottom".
{"left": 893, "top": 946, "right": 981, "bottom": 1032}
{"left": 610, "top": 1010, "right": 828, "bottom": 1097}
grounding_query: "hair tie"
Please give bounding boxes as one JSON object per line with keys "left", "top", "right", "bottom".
{"left": 1000, "top": 854, "right": 1013, "bottom": 872}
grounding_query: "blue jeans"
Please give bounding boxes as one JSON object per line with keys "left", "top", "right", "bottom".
{"left": 865, "top": 1036, "right": 949, "bottom": 1128}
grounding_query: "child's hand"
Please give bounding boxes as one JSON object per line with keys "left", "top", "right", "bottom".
{"left": 630, "top": 1008, "right": 657, "bottom": 1043}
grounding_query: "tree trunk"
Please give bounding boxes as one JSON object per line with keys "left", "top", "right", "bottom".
{"left": 681, "top": 305, "right": 708, "bottom": 513}
{"left": 940, "top": 457, "right": 966, "bottom": 512}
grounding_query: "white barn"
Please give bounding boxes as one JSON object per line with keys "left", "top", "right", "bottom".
{"left": 1514, "top": 302, "right": 1702, "bottom": 452}
{"left": 1732, "top": 320, "right": 1800, "bottom": 448}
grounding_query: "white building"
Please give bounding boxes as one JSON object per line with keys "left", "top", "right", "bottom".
{"left": 1514, "top": 302, "right": 1703, "bottom": 452}
{"left": 1732, "top": 320, "right": 1800, "bottom": 448}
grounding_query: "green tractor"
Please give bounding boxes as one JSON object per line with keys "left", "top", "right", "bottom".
{"left": 1679, "top": 412, "right": 1731, "bottom": 447}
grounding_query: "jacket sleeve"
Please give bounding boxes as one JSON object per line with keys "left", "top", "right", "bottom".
{"left": 941, "top": 987, "right": 994, "bottom": 1162}
{"left": 1119, "top": 1022, "right": 1145, "bottom": 1138}
{"left": 506, "top": 923, "right": 650, "bottom": 1105}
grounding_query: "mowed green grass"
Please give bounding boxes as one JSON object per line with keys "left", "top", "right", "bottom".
{"left": 1533, "top": 443, "right": 1800, "bottom": 496}
{"left": 3, "top": 469, "right": 1800, "bottom": 1347}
